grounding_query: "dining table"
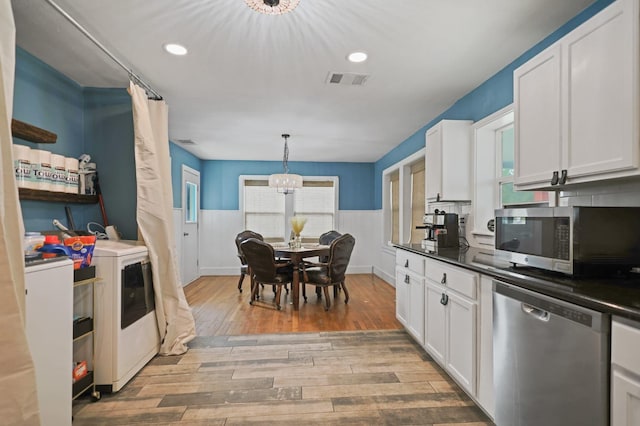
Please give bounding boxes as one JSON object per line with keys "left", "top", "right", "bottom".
{"left": 272, "top": 244, "right": 330, "bottom": 310}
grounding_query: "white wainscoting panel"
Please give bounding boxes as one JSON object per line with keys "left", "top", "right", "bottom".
{"left": 173, "top": 208, "right": 183, "bottom": 281}
{"left": 198, "top": 209, "right": 382, "bottom": 276}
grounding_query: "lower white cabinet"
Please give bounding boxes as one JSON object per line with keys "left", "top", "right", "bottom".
{"left": 425, "top": 282, "right": 446, "bottom": 364}
{"left": 396, "top": 268, "right": 424, "bottom": 345}
{"left": 611, "top": 317, "right": 640, "bottom": 426}
{"left": 423, "top": 256, "right": 480, "bottom": 397}
{"left": 425, "top": 281, "right": 476, "bottom": 394}
{"left": 408, "top": 273, "right": 425, "bottom": 344}
{"left": 395, "top": 269, "right": 409, "bottom": 327}
{"left": 477, "top": 275, "right": 494, "bottom": 418}
{"left": 396, "top": 249, "right": 426, "bottom": 345}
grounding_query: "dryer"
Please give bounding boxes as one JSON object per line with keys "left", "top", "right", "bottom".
{"left": 92, "top": 240, "right": 160, "bottom": 392}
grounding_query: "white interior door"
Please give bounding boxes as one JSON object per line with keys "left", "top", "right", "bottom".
{"left": 181, "top": 166, "right": 200, "bottom": 286}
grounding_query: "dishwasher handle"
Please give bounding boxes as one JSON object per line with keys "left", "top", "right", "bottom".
{"left": 521, "top": 303, "right": 550, "bottom": 322}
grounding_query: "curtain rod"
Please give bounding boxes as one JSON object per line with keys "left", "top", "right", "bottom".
{"left": 44, "top": 0, "right": 163, "bottom": 100}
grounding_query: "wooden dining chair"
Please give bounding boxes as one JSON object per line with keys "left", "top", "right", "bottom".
{"left": 235, "top": 230, "right": 263, "bottom": 293}
{"left": 302, "top": 233, "right": 355, "bottom": 311}
{"left": 241, "top": 238, "right": 293, "bottom": 310}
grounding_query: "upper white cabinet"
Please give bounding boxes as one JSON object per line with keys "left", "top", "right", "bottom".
{"left": 514, "top": 0, "right": 640, "bottom": 190}
{"left": 426, "top": 120, "right": 473, "bottom": 201}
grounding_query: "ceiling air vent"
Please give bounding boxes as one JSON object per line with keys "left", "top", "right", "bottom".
{"left": 176, "top": 139, "right": 197, "bottom": 145}
{"left": 326, "top": 72, "right": 369, "bottom": 86}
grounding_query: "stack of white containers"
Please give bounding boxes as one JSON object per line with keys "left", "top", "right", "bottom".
{"left": 12, "top": 144, "right": 80, "bottom": 194}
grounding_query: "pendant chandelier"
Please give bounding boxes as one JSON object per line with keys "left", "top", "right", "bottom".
{"left": 269, "top": 133, "right": 303, "bottom": 194}
{"left": 244, "top": 0, "right": 301, "bottom": 15}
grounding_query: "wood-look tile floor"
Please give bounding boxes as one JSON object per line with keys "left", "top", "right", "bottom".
{"left": 72, "top": 275, "right": 494, "bottom": 425}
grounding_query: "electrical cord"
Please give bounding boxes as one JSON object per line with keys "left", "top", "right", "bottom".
{"left": 87, "top": 222, "right": 107, "bottom": 239}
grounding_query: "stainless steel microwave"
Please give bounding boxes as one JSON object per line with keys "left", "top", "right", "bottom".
{"left": 495, "top": 207, "right": 640, "bottom": 275}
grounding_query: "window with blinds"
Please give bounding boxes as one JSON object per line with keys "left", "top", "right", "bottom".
{"left": 243, "top": 179, "right": 285, "bottom": 242}
{"left": 242, "top": 177, "right": 337, "bottom": 243}
{"left": 410, "top": 161, "right": 425, "bottom": 244}
{"left": 294, "top": 181, "right": 335, "bottom": 242}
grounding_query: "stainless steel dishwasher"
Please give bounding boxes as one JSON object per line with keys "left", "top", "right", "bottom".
{"left": 493, "top": 280, "right": 610, "bottom": 426}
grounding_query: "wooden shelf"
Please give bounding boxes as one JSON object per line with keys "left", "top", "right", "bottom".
{"left": 19, "top": 188, "right": 98, "bottom": 204}
{"left": 12, "top": 119, "right": 57, "bottom": 144}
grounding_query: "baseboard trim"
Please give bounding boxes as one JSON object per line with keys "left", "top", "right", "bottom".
{"left": 374, "top": 266, "right": 395, "bottom": 287}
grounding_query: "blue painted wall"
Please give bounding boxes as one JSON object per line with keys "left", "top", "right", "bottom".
{"left": 83, "top": 88, "right": 138, "bottom": 238}
{"left": 13, "top": 48, "right": 202, "bottom": 238}
{"left": 373, "top": 0, "right": 615, "bottom": 209}
{"left": 201, "top": 160, "right": 374, "bottom": 210}
{"left": 13, "top": 47, "right": 103, "bottom": 232}
{"left": 170, "top": 142, "right": 202, "bottom": 208}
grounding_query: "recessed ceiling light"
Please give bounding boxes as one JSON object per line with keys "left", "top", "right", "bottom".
{"left": 163, "top": 43, "right": 188, "bottom": 56}
{"left": 347, "top": 51, "right": 368, "bottom": 63}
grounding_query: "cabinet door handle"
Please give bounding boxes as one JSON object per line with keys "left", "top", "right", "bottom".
{"left": 551, "top": 171, "right": 559, "bottom": 185}
{"left": 441, "top": 273, "right": 447, "bottom": 285}
{"left": 404, "top": 260, "right": 409, "bottom": 268}
{"left": 404, "top": 275, "right": 410, "bottom": 284}
{"left": 440, "top": 293, "right": 449, "bottom": 306}
{"left": 559, "top": 169, "right": 568, "bottom": 185}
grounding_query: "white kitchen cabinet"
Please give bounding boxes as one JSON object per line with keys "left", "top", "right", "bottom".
{"left": 425, "top": 282, "right": 446, "bottom": 364}
{"left": 395, "top": 250, "right": 425, "bottom": 344}
{"left": 425, "top": 120, "right": 473, "bottom": 201}
{"left": 395, "top": 269, "right": 409, "bottom": 327}
{"left": 25, "top": 258, "right": 74, "bottom": 426}
{"left": 477, "top": 275, "right": 494, "bottom": 419}
{"left": 395, "top": 250, "right": 426, "bottom": 343}
{"left": 407, "top": 271, "right": 425, "bottom": 344}
{"left": 611, "top": 317, "right": 640, "bottom": 426}
{"left": 424, "top": 258, "right": 478, "bottom": 395}
{"left": 513, "top": 43, "right": 562, "bottom": 187}
{"left": 514, "top": 0, "right": 640, "bottom": 190}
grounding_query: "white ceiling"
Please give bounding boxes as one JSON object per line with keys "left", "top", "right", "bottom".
{"left": 11, "top": 0, "right": 593, "bottom": 162}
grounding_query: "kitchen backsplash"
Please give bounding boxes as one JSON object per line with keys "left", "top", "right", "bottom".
{"left": 559, "top": 180, "right": 640, "bottom": 207}
{"left": 426, "top": 180, "right": 640, "bottom": 249}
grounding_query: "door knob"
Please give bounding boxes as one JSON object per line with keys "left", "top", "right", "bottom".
{"left": 183, "top": 232, "right": 189, "bottom": 236}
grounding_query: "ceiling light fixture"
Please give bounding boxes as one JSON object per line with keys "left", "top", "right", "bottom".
{"left": 163, "top": 43, "right": 188, "bottom": 56}
{"left": 347, "top": 51, "right": 368, "bottom": 63}
{"left": 244, "top": 0, "right": 301, "bottom": 15}
{"left": 269, "top": 133, "right": 302, "bottom": 194}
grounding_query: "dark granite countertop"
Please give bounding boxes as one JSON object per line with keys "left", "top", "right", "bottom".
{"left": 395, "top": 243, "right": 640, "bottom": 323}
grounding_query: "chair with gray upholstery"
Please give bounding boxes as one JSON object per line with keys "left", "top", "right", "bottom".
{"left": 241, "top": 238, "right": 293, "bottom": 310}
{"left": 302, "top": 233, "right": 355, "bottom": 311}
{"left": 315, "top": 230, "right": 342, "bottom": 297}
{"left": 235, "top": 230, "right": 264, "bottom": 293}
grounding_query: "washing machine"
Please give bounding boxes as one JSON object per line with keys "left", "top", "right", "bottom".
{"left": 92, "top": 240, "right": 160, "bottom": 392}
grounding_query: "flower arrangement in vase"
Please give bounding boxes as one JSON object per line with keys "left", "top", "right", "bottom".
{"left": 290, "top": 216, "right": 307, "bottom": 248}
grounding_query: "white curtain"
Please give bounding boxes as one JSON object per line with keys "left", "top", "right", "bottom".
{"left": 129, "top": 82, "right": 195, "bottom": 355}
{"left": 0, "top": 0, "right": 40, "bottom": 423}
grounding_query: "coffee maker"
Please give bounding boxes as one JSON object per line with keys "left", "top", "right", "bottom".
{"left": 418, "top": 209, "right": 459, "bottom": 251}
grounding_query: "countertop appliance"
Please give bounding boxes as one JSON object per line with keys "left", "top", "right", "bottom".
{"left": 493, "top": 280, "right": 609, "bottom": 426}
{"left": 92, "top": 240, "right": 159, "bottom": 392}
{"left": 418, "top": 210, "right": 459, "bottom": 251}
{"left": 494, "top": 206, "right": 640, "bottom": 275}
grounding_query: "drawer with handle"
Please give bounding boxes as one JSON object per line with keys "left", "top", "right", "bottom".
{"left": 396, "top": 250, "right": 425, "bottom": 276}
{"left": 425, "top": 257, "right": 477, "bottom": 300}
